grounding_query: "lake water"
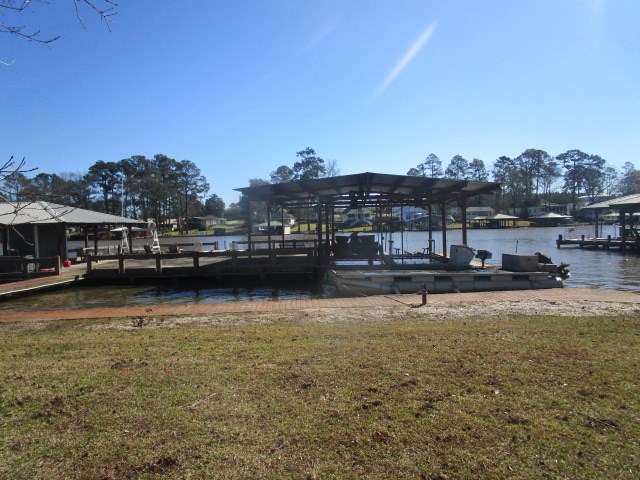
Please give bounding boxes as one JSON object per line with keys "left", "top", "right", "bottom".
{"left": 1, "top": 225, "right": 638, "bottom": 312}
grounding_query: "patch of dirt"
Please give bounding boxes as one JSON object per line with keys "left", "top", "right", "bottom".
{"left": 84, "top": 299, "right": 640, "bottom": 330}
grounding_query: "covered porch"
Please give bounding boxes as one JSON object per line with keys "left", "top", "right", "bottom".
{"left": 0, "top": 202, "right": 147, "bottom": 261}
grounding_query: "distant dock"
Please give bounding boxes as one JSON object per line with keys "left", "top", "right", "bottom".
{"left": 556, "top": 234, "right": 640, "bottom": 252}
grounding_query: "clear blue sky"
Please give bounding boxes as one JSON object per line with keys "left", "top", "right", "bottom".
{"left": 3, "top": 1, "right": 639, "bottom": 205}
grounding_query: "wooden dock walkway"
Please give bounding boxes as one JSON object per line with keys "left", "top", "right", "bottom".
{"left": 84, "top": 249, "right": 317, "bottom": 280}
{"left": 0, "top": 263, "right": 85, "bottom": 299}
{"left": 0, "top": 248, "right": 318, "bottom": 299}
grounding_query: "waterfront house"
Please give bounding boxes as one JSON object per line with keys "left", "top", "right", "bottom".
{"left": 252, "top": 221, "right": 291, "bottom": 235}
{"left": 191, "top": 215, "right": 226, "bottom": 230}
{"left": 337, "top": 207, "right": 374, "bottom": 228}
{"left": 465, "top": 206, "right": 494, "bottom": 220}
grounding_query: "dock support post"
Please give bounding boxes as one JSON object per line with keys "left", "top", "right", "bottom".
{"left": 1, "top": 225, "right": 8, "bottom": 255}
{"left": 428, "top": 203, "right": 433, "bottom": 255}
{"left": 460, "top": 199, "right": 468, "bottom": 246}
{"left": 118, "top": 254, "right": 125, "bottom": 274}
{"left": 316, "top": 198, "right": 323, "bottom": 264}
{"left": 247, "top": 199, "right": 253, "bottom": 260}
{"left": 155, "top": 255, "right": 162, "bottom": 273}
{"left": 620, "top": 210, "right": 627, "bottom": 251}
{"left": 400, "top": 205, "right": 404, "bottom": 265}
{"left": 267, "top": 202, "right": 272, "bottom": 257}
{"left": 193, "top": 252, "right": 200, "bottom": 272}
{"left": 93, "top": 226, "right": 99, "bottom": 255}
{"left": 440, "top": 203, "right": 448, "bottom": 259}
{"left": 281, "top": 207, "right": 286, "bottom": 250}
{"left": 127, "top": 225, "right": 134, "bottom": 254}
{"left": 325, "top": 204, "right": 331, "bottom": 261}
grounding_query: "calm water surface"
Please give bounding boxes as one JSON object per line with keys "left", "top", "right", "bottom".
{"left": 1, "top": 226, "right": 638, "bottom": 312}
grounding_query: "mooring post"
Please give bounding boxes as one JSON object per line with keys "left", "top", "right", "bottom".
{"left": 418, "top": 283, "right": 428, "bottom": 305}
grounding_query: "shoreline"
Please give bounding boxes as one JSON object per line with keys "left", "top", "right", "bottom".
{"left": 2, "top": 287, "right": 638, "bottom": 325}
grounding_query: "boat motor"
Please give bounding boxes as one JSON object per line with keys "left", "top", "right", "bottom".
{"left": 475, "top": 249, "right": 492, "bottom": 268}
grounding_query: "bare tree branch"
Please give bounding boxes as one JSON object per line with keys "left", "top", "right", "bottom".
{"left": 0, "top": 0, "right": 117, "bottom": 45}
{"left": 73, "top": 0, "right": 117, "bottom": 32}
{"left": 0, "top": 156, "right": 38, "bottom": 202}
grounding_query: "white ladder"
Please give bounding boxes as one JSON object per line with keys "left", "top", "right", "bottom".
{"left": 120, "top": 226, "right": 129, "bottom": 253}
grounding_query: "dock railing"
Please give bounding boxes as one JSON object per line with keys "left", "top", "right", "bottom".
{"left": 70, "top": 239, "right": 319, "bottom": 260}
{"left": 0, "top": 255, "right": 61, "bottom": 279}
{"left": 84, "top": 244, "right": 318, "bottom": 276}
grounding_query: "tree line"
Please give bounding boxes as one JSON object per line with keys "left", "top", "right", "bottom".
{"left": 407, "top": 150, "right": 639, "bottom": 215}
{"left": 237, "top": 147, "right": 340, "bottom": 226}
{"left": 0, "top": 154, "right": 222, "bottom": 233}
{"left": 0, "top": 147, "right": 339, "bottom": 230}
{"left": 2, "top": 147, "right": 636, "bottom": 228}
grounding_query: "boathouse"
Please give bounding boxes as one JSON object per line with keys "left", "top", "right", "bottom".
{"left": 530, "top": 212, "right": 574, "bottom": 227}
{"left": 470, "top": 213, "right": 520, "bottom": 229}
{"left": 0, "top": 202, "right": 147, "bottom": 261}
{"left": 581, "top": 194, "right": 640, "bottom": 240}
{"left": 235, "top": 172, "right": 500, "bottom": 263}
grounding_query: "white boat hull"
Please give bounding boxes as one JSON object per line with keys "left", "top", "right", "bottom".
{"left": 328, "top": 269, "right": 564, "bottom": 296}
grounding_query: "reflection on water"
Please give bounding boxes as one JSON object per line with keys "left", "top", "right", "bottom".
{"left": 0, "top": 282, "right": 338, "bottom": 312}
{"left": 1, "top": 226, "right": 638, "bottom": 311}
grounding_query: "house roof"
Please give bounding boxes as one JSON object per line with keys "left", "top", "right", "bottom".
{"left": 531, "top": 212, "right": 572, "bottom": 219}
{"left": 255, "top": 221, "right": 287, "bottom": 227}
{"left": 581, "top": 194, "right": 640, "bottom": 211}
{"left": 235, "top": 172, "right": 500, "bottom": 207}
{"left": 0, "top": 202, "right": 147, "bottom": 226}
{"left": 467, "top": 206, "right": 494, "bottom": 212}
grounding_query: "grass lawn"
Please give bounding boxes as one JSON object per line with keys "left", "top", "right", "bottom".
{"left": 1, "top": 313, "right": 638, "bottom": 479}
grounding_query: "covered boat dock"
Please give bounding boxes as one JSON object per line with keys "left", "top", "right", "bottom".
{"left": 235, "top": 172, "right": 501, "bottom": 266}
